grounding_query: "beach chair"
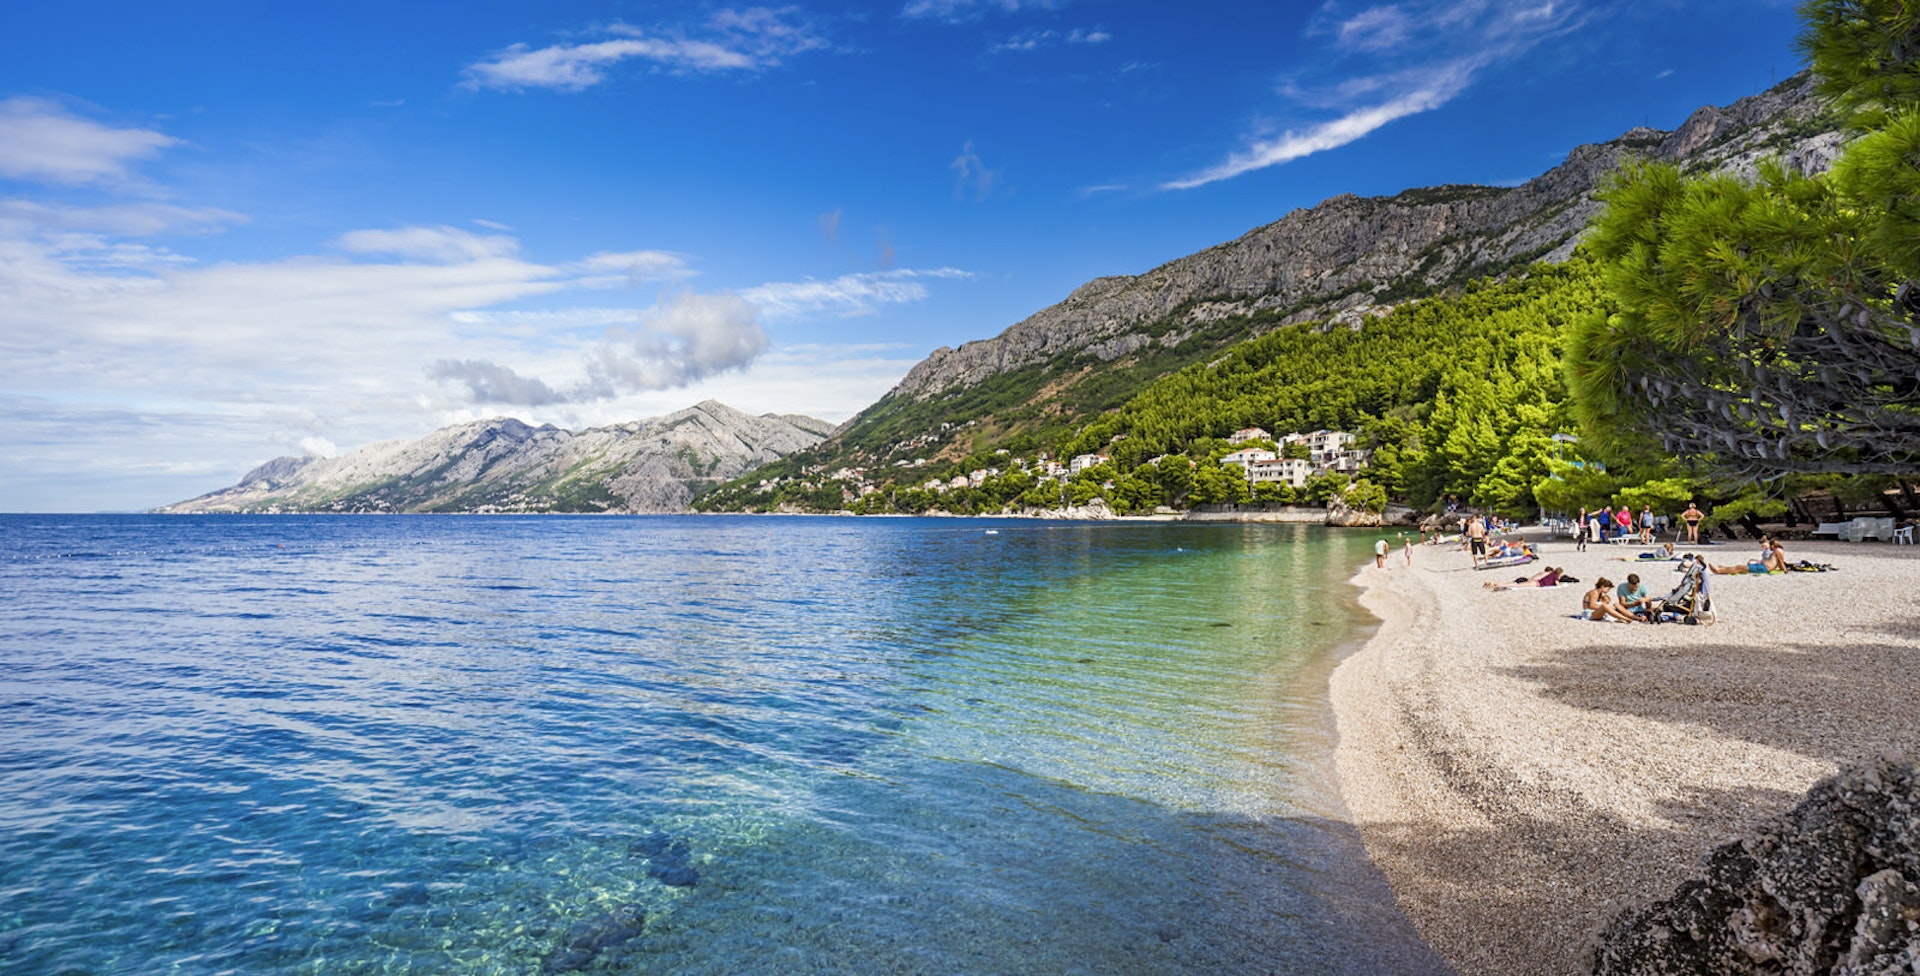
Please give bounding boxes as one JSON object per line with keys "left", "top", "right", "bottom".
{"left": 1649, "top": 560, "right": 1714, "bottom": 624}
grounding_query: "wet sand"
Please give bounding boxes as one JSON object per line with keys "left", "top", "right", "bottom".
{"left": 1330, "top": 533, "right": 1920, "bottom": 975}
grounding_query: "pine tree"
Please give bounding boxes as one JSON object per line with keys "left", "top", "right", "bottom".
{"left": 1568, "top": 0, "right": 1920, "bottom": 479}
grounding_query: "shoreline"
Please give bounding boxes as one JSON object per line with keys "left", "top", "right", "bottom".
{"left": 1329, "top": 532, "right": 1920, "bottom": 975}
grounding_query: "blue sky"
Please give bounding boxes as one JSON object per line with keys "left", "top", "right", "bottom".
{"left": 0, "top": 0, "right": 1805, "bottom": 511}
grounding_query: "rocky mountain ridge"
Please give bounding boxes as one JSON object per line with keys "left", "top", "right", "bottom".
{"left": 882, "top": 73, "right": 1841, "bottom": 408}
{"left": 161, "top": 401, "right": 834, "bottom": 514}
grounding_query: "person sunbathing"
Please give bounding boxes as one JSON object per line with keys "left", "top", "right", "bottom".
{"left": 1582, "top": 577, "right": 1644, "bottom": 623}
{"left": 1485, "top": 566, "right": 1563, "bottom": 591}
{"left": 1711, "top": 539, "right": 1788, "bottom": 575}
{"left": 1636, "top": 543, "right": 1676, "bottom": 560}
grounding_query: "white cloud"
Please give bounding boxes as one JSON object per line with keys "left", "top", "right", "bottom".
{"left": 740, "top": 268, "right": 972, "bottom": 320}
{"left": 901, "top": 0, "right": 1062, "bottom": 21}
{"left": 0, "top": 97, "right": 179, "bottom": 187}
{"left": 463, "top": 8, "right": 827, "bottom": 91}
{"left": 1334, "top": 5, "right": 1414, "bottom": 51}
{"left": 951, "top": 140, "right": 1001, "bottom": 200}
{"left": 0, "top": 200, "right": 246, "bottom": 238}
{"left": 1167, "top": 0, "right": 1584, "bottom": 189}
{"left": 988, "top": 26, "right": 1111, "bottom": 54}
{"left": 568, "top": 249, "right": 693, "bottom": 287}
{"left": 1164, "top": 61, "right": 1475, "bottom": 190}
{"left": 335, "top": 225, "right": 521, "bottom": 263}
{"left": 581, "top": 292, "right": 768, "bottom": 397}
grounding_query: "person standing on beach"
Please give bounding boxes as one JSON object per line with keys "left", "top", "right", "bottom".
{"left": 1375, "top": 537, "right": 1390, "bottom": 569}
{"left": 1598, "top": 505, "right": 1612, "bottom": 544}
{"left": 1466, "top": 515, "right": 1488, "bottom": 567}
{"left": 1640, "top": 507, "right": 1655, "bottom": 545}
{"left": 1403, "top": 534, "right": 1413, "bottom": 566}
{"left": 1575, "top": 509, "right": 1589, "bottom": 552}
{"left": 1682, "top": 502, "right": 1704, "bottom": 544}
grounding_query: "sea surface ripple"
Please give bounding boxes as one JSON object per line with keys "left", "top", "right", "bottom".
{"left": 0, "top": 514, "right": 1445, "bottom": 975}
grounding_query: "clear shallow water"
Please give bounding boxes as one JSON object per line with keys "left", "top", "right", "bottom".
{"left": 0, "top": 515, "right": 1446, "bottom": 975}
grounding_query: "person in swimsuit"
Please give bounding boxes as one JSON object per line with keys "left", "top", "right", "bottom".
{"left": 1682, "top": 502, "right": 1704, "bottom": 544}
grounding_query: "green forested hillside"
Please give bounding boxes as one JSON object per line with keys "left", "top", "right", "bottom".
{"left": 697, "top": 260, "right": 1612, "bottom": 516}
{"left": 1054, "top": 260, "right": 1609, "bottom": 512}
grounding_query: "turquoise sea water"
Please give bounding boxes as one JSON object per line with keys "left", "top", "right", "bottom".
{"left": 0, "top": 515, "right": 1446, "bottom": 975}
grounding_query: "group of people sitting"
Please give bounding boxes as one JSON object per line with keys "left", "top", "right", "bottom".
{"left": 1582, "top": 574, "right": 1661, "bottom": 623}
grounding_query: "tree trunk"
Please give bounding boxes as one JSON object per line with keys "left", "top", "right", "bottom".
{"left": 1790, "top": 496, "right": 1819, "bottom": 526}
{"left": 1883, "top": 488, "right": 1909, "bottom": 520}
{"left": 1832, "top": 493, "right": 1850, "bottom": 519}
{"left": 1738, "top": 513, "right": 1767, "bottom": 540}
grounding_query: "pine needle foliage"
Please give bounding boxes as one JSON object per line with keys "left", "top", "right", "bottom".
{"left": 1570, "top": 0, "right": 1920, "bottom": 480}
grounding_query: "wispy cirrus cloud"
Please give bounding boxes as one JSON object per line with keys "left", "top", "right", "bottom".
{"left": 900, "top": 0, "right": 1064, "bottom": 21}
{"left": 463, "top": 7, "right": 828, "bottom": 91}
{"left": 1165, "top": 0, "right": 1586, "bottom": 190}
{"left": 1165, "top": 61, "right": 1477, "bottom": 190}
{"left": 0, "top": 97, "right": 180, "bottom": 187}
{"left": 950, "top": 141, "right": 1002, "bottom": 201}
{"left": 987, "top": 26, "right": 1111, "bottom": 54}
{"left": 741, "top": 268, "right": 972, "bottom": 320}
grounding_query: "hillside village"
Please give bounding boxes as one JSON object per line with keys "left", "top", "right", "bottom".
{"left": 719, "top": 424, "right": 1369, "bottom": 515}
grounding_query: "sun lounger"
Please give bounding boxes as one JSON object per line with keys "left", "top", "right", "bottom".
{"left": 1843, "top": 517, "right": 1896, "bottom": 542}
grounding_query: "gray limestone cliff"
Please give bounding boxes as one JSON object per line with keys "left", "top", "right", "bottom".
{"left": 883, "top": 74, "right": 1841, "bottom": 405}
{"left": 160, "top": 400, "right": 834, "bottom": 514}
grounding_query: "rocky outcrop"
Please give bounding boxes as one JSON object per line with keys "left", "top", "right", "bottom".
{"left": 883, "top": 74, "right": 1838, "bottom": 406}
{"left": 1594, "top": 757, "right": 1920, "bottom": 976}
{"left": 160, "top": 400, "right": 834, "bottom": 514}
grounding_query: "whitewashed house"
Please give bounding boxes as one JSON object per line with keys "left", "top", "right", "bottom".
{"left": 1069, "top": 453, "right": 1109, "bottom": 475}
{"left": 1246, "top": 457, "right": 1313, "bottom": 488}
{"left": 1219, "top": 448, "right": 1278, "bottom": 468}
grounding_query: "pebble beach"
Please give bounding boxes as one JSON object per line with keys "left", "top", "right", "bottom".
{"left": 1331, "top": 531, "right": 1920, "bottom": 975}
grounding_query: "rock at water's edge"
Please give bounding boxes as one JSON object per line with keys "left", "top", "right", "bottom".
{"left": 1593, "top": 756, "right": 1920, "bottom": 976}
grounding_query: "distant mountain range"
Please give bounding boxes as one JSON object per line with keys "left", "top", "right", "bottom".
{"left": 160, "top": 401, "right": 833, "bottom": 514}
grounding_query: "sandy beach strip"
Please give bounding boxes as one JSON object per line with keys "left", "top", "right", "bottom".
{"left": 1330, "top": 531, "right": 1920, "bottom": 976}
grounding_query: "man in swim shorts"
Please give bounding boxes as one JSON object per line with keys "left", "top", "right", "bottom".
{"left": 1466, "top": 515, "right": 1488, "bottom": 567}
